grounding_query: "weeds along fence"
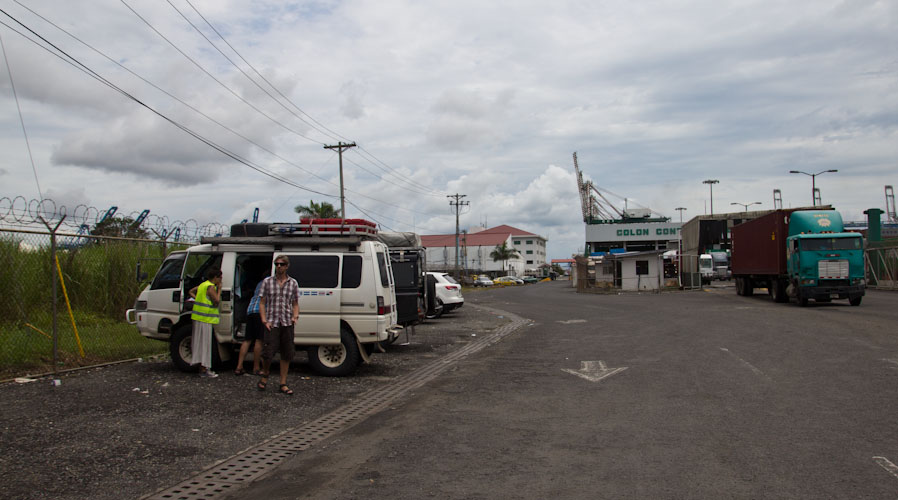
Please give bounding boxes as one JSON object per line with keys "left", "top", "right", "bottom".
{"left": 0, "top": 228, "right": 190, "bottom": 379}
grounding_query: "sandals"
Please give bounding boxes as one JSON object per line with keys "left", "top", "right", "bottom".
{"left": 234, "top": 368, "right": 246, "bottom": 376}
{"left": 279, "top": 384, "right": 294, "bottom": 396}
{"left": 257, "top": 377, "right": 268, "bottom": 391}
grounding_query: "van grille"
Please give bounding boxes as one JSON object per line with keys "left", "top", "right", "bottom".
{"left": 818, "top": 260, "right": 848, "bottom": 279}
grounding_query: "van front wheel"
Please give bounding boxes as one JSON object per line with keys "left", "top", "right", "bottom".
{"left": 170, "top": 325, "right": 194, "bottom": 372}
{"left": 308, "top": 327, "right": 361, "bottom": 377}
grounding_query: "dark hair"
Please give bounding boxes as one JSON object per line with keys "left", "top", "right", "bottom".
{"left": 206, "top": 267, "right": 223, "bottom": 280}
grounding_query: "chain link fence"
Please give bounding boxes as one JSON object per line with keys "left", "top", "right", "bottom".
{"left": 0, "top": 228, "right": 190, "bottom": 379}
{"left": 866, "top": 245, "right": 898, "bottom": 290}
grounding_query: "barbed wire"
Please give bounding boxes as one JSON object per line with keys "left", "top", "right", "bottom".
{"left": 0, "top": 195, "right": 228, "bottom": 242}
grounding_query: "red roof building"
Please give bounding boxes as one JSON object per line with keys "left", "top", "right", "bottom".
{"left": 421, "top": 225, "right": 547, "bottom": 276}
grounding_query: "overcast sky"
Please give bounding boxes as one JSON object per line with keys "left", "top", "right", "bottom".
{"left": 1, "top": 0, "right": 896, "bottom": 259}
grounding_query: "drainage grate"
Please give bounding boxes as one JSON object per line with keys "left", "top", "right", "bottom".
{"left": 144, "top": 305, "right": 527, "bottom": 500}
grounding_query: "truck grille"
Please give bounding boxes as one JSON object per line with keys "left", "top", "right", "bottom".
{"left": 818, "top": 260, "right": 848, "bottom": 279}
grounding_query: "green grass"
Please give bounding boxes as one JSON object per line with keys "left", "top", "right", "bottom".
{"left": 0, "top": 316, "right": 166, "bottom": 378}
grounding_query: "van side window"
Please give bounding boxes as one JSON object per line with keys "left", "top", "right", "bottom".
{"left": 290, "top": 255, "right": 339, "bottom": 288}
{"left": 376, "top": 252, "right": 389, "bottom": 287}
{"left": 342, "top": 255, "right": 362, "bottom": 288}
{"left": 151, "top": 254, "right": 186, "bottom": 290}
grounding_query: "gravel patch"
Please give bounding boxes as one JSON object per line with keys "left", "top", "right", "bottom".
{"left": 0, "top": 302, "right": 509, "bottom": 500}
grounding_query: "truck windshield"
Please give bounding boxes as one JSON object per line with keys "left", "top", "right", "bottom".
{"left": 699, "top": 258, "right": 713, "bottom": 270}
{"left": 800, "top": 237, "right": 862, "bottom": 251}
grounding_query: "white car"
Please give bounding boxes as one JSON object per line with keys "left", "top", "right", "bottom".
{"left": 426, "top": 272, "right": 464, "bottom": 317}
{"left": 473, "top": 275, "right": 494, "bottom": 287}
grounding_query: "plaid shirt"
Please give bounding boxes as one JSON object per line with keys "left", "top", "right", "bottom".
{"left": 247, "top": 281, "right": 264, "bottom": 315}
{"left": 260, "top": 275, "right": 300, "bottom": 327}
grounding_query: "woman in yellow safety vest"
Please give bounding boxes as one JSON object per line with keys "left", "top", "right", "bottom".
{"left": 189, "top": 268, "right": 222, "bottom": 378}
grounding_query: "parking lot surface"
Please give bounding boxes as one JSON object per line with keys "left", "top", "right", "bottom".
{"left": 0, "top": 302, "right": 508, "bottom": 500}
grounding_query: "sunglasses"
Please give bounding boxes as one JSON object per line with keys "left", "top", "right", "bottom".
{"left": 275, "top": 262, "right": 288, "bottom": 267}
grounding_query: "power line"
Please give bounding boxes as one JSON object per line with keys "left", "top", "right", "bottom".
{"left": 119, "top": 0, "right": 325, "bottom": 146}
{"left": 0, "top": 10, "right": 335, "bottom": 199}
{"left": 177, "top": 0, "right": 448, "bottom": 199}
{"left": 0, "top": 29, "right": 41, "bottom": 200}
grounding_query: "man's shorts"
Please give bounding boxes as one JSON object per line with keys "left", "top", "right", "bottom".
{"left": 262, "top": 324, "right": 295, "bottom": 363}
{"left": 244, "top": 313, "right": 264, "bottom": 342}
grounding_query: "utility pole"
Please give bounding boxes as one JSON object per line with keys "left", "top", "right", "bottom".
{"left": 323, "top": 142, "right": 357, "bottom": 221}
{"left": 448, "top": 194, "right": 469, "bottom": 279}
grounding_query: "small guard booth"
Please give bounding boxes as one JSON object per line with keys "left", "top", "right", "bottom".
{"left": 603, "top": 250, "right": 666, "bottom": 292}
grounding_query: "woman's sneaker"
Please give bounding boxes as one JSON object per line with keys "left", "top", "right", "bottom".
{"left": 200, "top": 370, "right": 218, "bottom": 378}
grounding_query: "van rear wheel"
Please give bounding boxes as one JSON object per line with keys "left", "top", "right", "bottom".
{"left": 308, "top": 326, "right": 361, "bottom": 377}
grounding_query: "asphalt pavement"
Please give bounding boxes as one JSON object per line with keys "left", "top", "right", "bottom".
{"left": 226, "top": 281, "right": 898, "bottom": 499}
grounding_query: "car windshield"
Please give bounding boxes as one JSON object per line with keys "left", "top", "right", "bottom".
{"left": 800, "top": 236, "right": 862, "bottom": 251}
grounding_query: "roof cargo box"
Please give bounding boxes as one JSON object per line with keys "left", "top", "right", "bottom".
{"left": 230, "top": 223, "right": 269, "bottom": 237}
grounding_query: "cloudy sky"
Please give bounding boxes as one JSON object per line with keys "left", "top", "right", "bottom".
{"left": 1, "top": 0, "right": 896, "bottom": 258}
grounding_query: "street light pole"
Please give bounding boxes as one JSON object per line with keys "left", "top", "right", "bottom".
{"left": 789, "top": 169, "right": 838, "bottom": 206}
{"left": 730, "top": 201, "right": 761, "bottom": 212}
{"left": 675, "top": 207, "right": 687, "bottom": 222}
{"left": 702, "top": 179, "right": 719, "bottom": 215}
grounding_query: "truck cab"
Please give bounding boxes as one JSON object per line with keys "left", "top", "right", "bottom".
{"left": 699, "top": 254, "right": 714, "bottom": 284}
{"left": 786, "top": 211, "right": 865, "bottom": 306}
{"left": 127, "top": 220, "right": 401, "bottom": 376}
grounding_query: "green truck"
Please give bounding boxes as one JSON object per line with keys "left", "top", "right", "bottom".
{"left": 731, "top": 208, "right": 865, "bottom": 306}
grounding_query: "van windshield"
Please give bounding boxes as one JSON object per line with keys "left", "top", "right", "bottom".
{"left": 800, "top": 236, "right": 862, "bottom": 251}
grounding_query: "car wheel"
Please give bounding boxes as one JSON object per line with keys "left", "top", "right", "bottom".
{"left": 307, "top": 326, "right": 361, "bottom": 377}
{"left": 426, "top": 298, "right": 444, "bottom": 319}
{"left": 170, "top": 324, "right": 194, "bottom": 372}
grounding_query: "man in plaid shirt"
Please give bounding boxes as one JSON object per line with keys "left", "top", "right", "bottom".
{"left": 258, "top": 255, "right": 300, "bottom": 396}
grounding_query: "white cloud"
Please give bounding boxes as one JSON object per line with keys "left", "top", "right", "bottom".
{"left": 0, "top": 0, "right": 896, "bottom": 259}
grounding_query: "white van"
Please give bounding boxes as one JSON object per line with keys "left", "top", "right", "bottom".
{"left": 126, "top": 220, "right": 400, "bottom": 376}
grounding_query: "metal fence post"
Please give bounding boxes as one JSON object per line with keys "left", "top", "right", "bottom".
{"left": 39, "top": 215, "right": 65, "bottom": 374}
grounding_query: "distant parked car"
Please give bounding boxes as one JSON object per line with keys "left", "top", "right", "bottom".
{"left": 473, "top": 275, "right": 494, "bottom": 287}
{"left": 494, "top": 276, "right": 522, "bottom": 286}
{"left": 521, "top": 276, "right": 540, "bottom": 284}
{"left": 426, "top": 272, "right": 464, "bottom": 318}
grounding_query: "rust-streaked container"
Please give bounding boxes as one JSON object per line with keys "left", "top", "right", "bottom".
{"left": 731, "top": 210, "right": 790, "bottom": 276}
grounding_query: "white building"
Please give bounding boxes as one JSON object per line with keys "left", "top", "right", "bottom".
{"left": 421, "top": 224, "right": 547, "bottom": 276}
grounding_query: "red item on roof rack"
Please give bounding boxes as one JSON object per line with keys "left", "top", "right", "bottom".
{"left": 269, "top": 218, "right": 378, "bottom": 236}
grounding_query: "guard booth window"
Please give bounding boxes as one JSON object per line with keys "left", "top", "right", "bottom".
{"left": 636, "top": 260, "right": 649, "bottom": 275}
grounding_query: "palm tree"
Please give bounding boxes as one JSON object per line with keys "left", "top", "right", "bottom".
{"left": 489, "top": 242, "right": 520, "bottom": 274}
{"left": 294, "top": 200, "right": 340, "bottom": 219}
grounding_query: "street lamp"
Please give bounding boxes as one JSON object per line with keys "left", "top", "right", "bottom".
{"left": 730, "top": 201, "right": 761, "bottom": 212}
{"left": 675, "top": 207, "right": 687, "bottom": 222}
{"left": 703, "top": 179, "right": 719, "bottom": 215}
{"left": 789, "top": 169, "right": 838, "bottom": 206}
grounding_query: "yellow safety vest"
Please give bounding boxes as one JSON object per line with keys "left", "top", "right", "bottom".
{"left": 191, "top": 280, "right": 220, "bottom": 324}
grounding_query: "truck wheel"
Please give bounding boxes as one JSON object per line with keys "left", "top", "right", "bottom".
{"left": 797, "top": 297, "right": 809, "bottom": 307}
{"left": 771, "top": 280, "right": 788, "bottom": 303}
{"left": 849, "top": 296, "right": 862, "bottom": 306}
{"left": 170, "top": 325, "right": 195, "bottom": 372}
{"left": 307, "top": 326, "right": 361, "bottom": 377}
{"left": 736, "top": 277, "right": 744, "bottom": 295}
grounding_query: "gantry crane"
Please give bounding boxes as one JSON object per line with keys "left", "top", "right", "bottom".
{"left": 572, "top": 152, "right": 668, "bottom": 223}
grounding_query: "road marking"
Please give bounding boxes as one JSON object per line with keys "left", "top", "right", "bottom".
{"left": 719, "top": 347, "right": 769, "bottom": 379}
{"left": 562, "top": 360, "right": 628, "bottom": 383}
{"left": 881, "top": 359, "right": 898, "bottom": 369}
{"left": 873, "top": 456, "right": 898, "bottom": 479}
{"left": 557, "top": 319, "right": 587, "bottom": 324}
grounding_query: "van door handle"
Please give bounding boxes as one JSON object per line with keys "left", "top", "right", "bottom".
{"left": 172, "top": 291, "right": 181, "bottom": 302}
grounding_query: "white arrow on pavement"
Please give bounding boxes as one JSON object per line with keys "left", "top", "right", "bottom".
{"left": 562, "top": 360, "right": 628, "bottom": 383}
